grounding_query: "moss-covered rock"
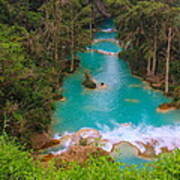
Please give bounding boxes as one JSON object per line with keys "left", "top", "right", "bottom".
{"left": 82, "top": 73, "right": 97, "bottom": 89}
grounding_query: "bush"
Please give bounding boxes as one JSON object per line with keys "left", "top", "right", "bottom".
{"left": 0, "top": 135, "right": 44, "bottom": 180}
{"left": 0, "top": 135, "right": 180, "bottom": 180}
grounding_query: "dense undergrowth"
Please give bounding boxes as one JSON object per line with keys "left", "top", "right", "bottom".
{"left": 0, "top": 135, "right": 180, "bottom": 180}
{"left": 0, "top": 0, "right": 92, "bottom": 144}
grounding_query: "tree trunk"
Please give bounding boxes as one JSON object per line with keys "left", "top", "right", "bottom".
{"left": 89, "top": 0, "right": 93, "bottom": 40}
{"left": 147, "top": 57, "right": 151, "bottom": 76}
{"left": 165, "top": 27, "right": 172, "bottom": 94}
{"left": 70, "top": 23, "right": 75, "bottom": 72}
{"left": 54, "top": 36, "right": 58, "bottom": 62}
{"left": 95, "top": 0, "right": 111, "bottom": 18}
{"left": 152, "top": 36, "right": 157, "bottom": 75}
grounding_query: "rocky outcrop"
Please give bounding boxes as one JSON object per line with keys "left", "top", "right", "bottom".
{"left": 38, "top": 145, "right": 109, "bottom": 164}
{"left": 53, "top": 94, "right": 66, "bottom": 102}
{"left": 111, "top": 140, "right": 158, "bottom": 160}
{"left": 137, "top": 141, "right": 157, "bottom": 160}
{"left": 55, "top": 145, "right": 109, "bottom": 165}
{"left": 82, "top": 73, "right": 97, "bottom": 89}
{"left": 111, "top": 141, "right": 140, "bottom": 158}
{"left": 33, "top": 129, "right": 102, "bottom": 151}
{"left": 34, "top": 127, "right": 180, "bottom": 164}
{"left": 157, "top": 103, "right": 177, "bottom": 113}
{"left": 143, "top": 75, "right": 165, "bottom": 91}
{"left": 132, "top": 74, "right": 179, "bottom": 113}
{"left": 30, "top": 133, "right": 60, "bottom": 150}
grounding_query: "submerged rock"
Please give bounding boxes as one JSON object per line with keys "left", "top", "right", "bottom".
{"left": 124, "top": 99, "right": 140, "bottom": 103}
{"left": 129, "top": 84, "right": 142, "bottom": 88}
{"left": 111, "top": 140, "right": 159, "bottom": 160}
{"left": 111, "top": 141, "right": 140, "bottom": 159}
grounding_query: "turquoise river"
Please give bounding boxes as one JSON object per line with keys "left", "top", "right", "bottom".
{"left": 53, "top": 19, "right": 180, "bottom": 164}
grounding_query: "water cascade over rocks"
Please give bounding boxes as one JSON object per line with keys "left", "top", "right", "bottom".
{"left": 52, "top": 19, "right": 180, "bottom": 164}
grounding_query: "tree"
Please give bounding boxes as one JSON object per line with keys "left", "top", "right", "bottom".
{"left": 61, "top": 0, "right": 91, "bottom": 72}
{"left": 163, "top": 7, "right": 180, "bottom": 93}
{"left": 115, "top": 0, "right": 180, "bottom": 94}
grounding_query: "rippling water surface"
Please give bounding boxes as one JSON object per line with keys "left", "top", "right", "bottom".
{"left": 54, "top": 19, "right": 180, "bottom": 164}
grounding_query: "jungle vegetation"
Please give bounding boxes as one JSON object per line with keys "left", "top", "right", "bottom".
{"left": 0, "top": 135, "right": 180, "bottom": 180}
{"left": 0, "top": 0, "right": 92, "bottom": 144}
{"left": 0, "top": 0, "right": 180, "bottom": 179}
{"left": 105, "top": 0, "right": 180, "bottom": 102}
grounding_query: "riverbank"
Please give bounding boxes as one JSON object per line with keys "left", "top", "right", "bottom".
{"left": 32, "top": 125, "right": 179, "bottom": 163}
{"left": 114, "top": 0, "right": 180, "bottom": 113}
{"left": 131, "top": 73, "right": 180, "bottom": 113}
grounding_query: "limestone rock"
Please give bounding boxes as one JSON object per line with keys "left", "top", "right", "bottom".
{"left": 55, "top": 145, "right": 109, "bottom": 165}
{"left": 30, "top": 133, "right": 60, "bottom": 150}
{"left": 157, "top": 103, "right": 176, "bottom": 113}
{"left": 82, "top": 73, "right": 97, "bottom": 89}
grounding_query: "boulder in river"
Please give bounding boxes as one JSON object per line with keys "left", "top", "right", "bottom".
{"left": 82, "top": 73, "right": 97, "bottom": 89}
{"left": 111, "top": 141, "right": 140, "bottom": 159}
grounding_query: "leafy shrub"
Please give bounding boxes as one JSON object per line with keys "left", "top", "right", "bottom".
{"left": 0, "top": 135, "right": 180, "bottom": 180}
{"left": 0, "top": 135, "right": 44, "bottom": 180}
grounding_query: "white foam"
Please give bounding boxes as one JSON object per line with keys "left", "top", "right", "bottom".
{"left": 53, "top": 131, "right": 73, "bottom": 139}
{"left": 101, "top": 28, "right": 117, "bottom": 32}
{"left": 51, "top": 123, "right": 180, "bottom": 157}
{"left": 98, "top": 123, "right": 180, "bottom": 154}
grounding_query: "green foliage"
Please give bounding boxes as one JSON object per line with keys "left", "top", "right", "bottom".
{"left": 113, "top": 0, "right": 180, "bottom": 95}
{"left": 0, "top": 135, "right": 180, "bottom": 180}
{"left": 0, "top": 0, "right": 93, "bottom": 143}
{"left": 0, "top": 0, "right": 43, "bottom": 30}
{"left": 0, "top": 135, "right": 44, "bottom": 180}
{"left": 171, "top": 60, "right": 180, "bottom": 85}
{"left": 0, "top": 23, "right": 56, "bottom": 141}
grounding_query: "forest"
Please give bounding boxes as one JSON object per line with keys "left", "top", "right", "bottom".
{"left": 0, "top": 0, "right": 92, "bottom": 143}
{"left": 0, "top": 0, "right": 180, "bottom": 179}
